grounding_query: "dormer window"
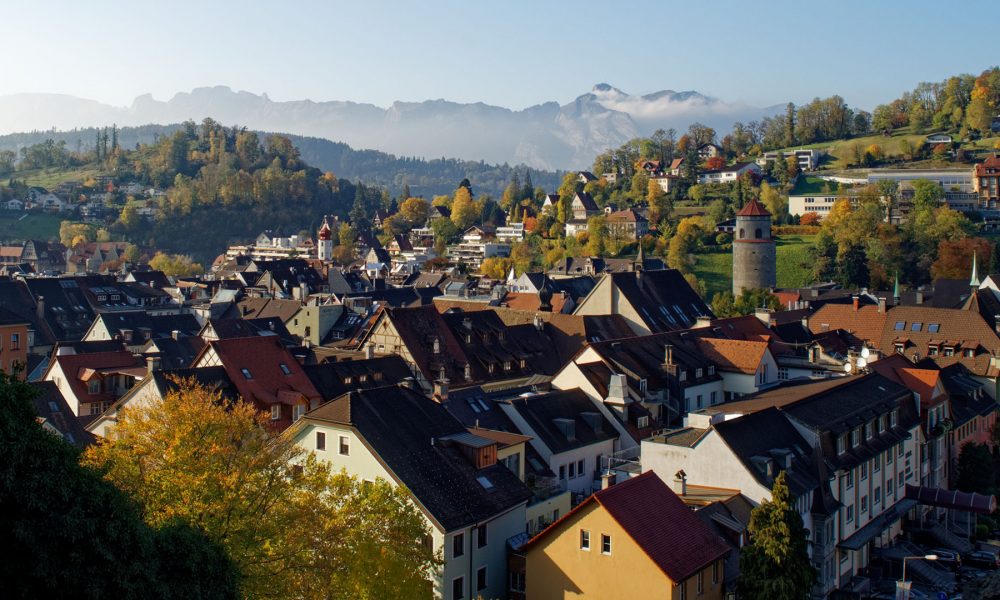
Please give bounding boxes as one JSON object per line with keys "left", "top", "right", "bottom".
{"left": 879, "top": 416, "right": 886, "bottom": 433}
{"left": 943, "top": 346, "right": 954, "bottom": 357}
{"left": 928, "top": 345, "right": 939, "bottom": 356}
{"left": 679, "top": 370, "right": 687, "bottom": 382}
{"left": 503, "top": 361, "right": 511, "bottom": 371}
{"left": 639, "top": 379, "right": 648, "bottom": 395}
{"left": 851, "top": 429, "right": 859, "bottom": 447}
{"left": 894, "top": 342, "right": 904, "bottom": 354}
{"left": 890, "top": 409, "right": 898, "bottom": 427}
{"left": 637, "top": 416, "right": 649, "bottom": 428}
{"left": 708, "top": 366, "right": 715, "bottom": 376}
{"left": 88, "top": 379, "right": 100, "bottom": 394}
{"left": 696, "top": 368, "right": 703, "bottom": 379}
{"left": 837, "top": 434, "right": 847, "bottom": 454}
{"left": 964, "top": 348, "right": 975, "bottom": 358}
{"left": 343, "top": 376, "right": 352, "bottom": 385}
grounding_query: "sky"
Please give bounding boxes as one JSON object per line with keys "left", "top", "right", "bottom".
{"left": 4, "top": 0, "right": 997, "bottom": 111}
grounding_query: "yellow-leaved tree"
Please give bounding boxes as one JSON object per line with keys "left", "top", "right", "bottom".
{"left": 83, "top": 379, "right": 440, "bottom": 600}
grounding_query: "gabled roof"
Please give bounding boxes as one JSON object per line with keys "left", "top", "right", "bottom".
{"left": 572, "top": 191, "right": 599, "bottom": 211}
{"left": 46, "top": 349, "right": 145, "bottom": 406}
{"left": 692, "top": 338, "right": 768, "bottom": 375}
{"left": 302, "top": 356, "right": 413, "bottom": 400}
{"left": 878, "top": 305, "right": 1000, "bottom": 376}
{"left": 303, "top": 385, "right": 531, "bottom": 531}
{"left": 808, "top": 302, "right": 887, "bottom": 346}
{"left": 29, "top": 381, "right": 95, "bottom": 447}
{"left": 602, "top": 270, "right": 713, "bottom": 332}
{"left": 142, "top": 335, "right": 206, "bottom": 370}
{"left": 502, "top": 388, "right": 617, "bottom": 454}
{"left": 91, "top": 311, "right": 201, "bottom": 345}
{"left": 526, "top": 471, "right": 729, "bottom": 583}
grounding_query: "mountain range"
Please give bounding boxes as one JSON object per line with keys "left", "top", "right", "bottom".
{"left": 0, "top": 85, "right": 780, "bottom": 170}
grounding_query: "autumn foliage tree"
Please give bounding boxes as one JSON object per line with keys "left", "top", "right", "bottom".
{"left": 704, "top": 156, "right": 726, "bottom": 170}
{"left": 931, "top": 237, "right": 991, "bottom": 280}
{"left": 83, "top": 379, "right": 440, "bottom": 600}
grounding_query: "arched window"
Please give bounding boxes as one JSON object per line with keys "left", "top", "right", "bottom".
{"left": 755, "top": 228, "right": 762, "bottom": 239}
{"left": 739, "top": 228, "right": 745, "bottom": 239}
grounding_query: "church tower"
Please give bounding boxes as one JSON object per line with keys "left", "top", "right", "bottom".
{"left": 317, "top": 217, "right": 333, "bottom": 262}
{"left": 732, "top": 198, "right": 776, "bottom": 294}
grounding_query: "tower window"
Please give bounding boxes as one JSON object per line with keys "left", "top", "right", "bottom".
{"left": 739, "top": 228, "right": 745, "bottom": 239}
{"left": 755, "top": 228, "right": 762, "bottom": 239}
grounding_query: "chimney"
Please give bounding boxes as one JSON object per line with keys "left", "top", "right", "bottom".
{"left": 878, "top": 297, "right": 887, "bottom": 314}
{"left": 146, "top": 355, "right": 161, "bottom": 375}
{"left": 365, "top": 344, "right": 375, "bottom": 359}
{"left": 607, "top": 373, "right": 628, "bottom": 404}
{"left": 36, "top": 295, "right": 45, "bottom": 319}
{"left": 533, "top": 314, "right": 544, "bottom": 332}
{"left": 399, "top": 377, "right": 415, "bottom": 390}
{"left": 915, "top": 291, "right": 923, "bottom": 305}
{"left": 171, "top": 329, "right": 181, "bottom": 340}
{"left": 462, "top": 316, "right": 472, "bottom": 330}
{"left": 601, "top": 471, "right": 617, "bottom": 490}
{"left": 754, "top": 307, "right": 772, "bottom": 325}
{"left": 674, "top": 469, "right": 688, "bottom": 496}
{"left": 852, "top": 295, "right": 859, "bottom": 311}
{"left": 694, "top": 315, "right": 712, "bottom": 329}
{"left": 433, "top": 379, "right": 449, "bottom": 403}
{"left": 664, "top": 344, "right": 674, "bottom": 367}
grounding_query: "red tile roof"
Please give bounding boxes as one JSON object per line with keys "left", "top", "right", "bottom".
{"left": 526, "top": 471, "right": 729, "bottom": 583}
{"left": 47, "top": 350, "right": 145, "bottom": 406}
{"left": 693, "top": 338, "right": 768, "bottom": 375}
{"left": 808, "top": 303, "right": 887, "bottom": 344}
{"left": 877, "top": 305, "right": 1000, "bottom": 376}
{"left": 736, "top": 198, "right": 770, "bottom": 217}
{"left": 201, "top": 336, "right": 321, "bottom": 417}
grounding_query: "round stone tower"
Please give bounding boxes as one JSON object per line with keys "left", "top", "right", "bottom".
{"left": 732, "top": 198, "right": 776, "bottom": 294}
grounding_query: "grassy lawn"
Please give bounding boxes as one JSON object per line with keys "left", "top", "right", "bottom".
{"left": 693, "top": 234, "right": 816, "bottom": 300}
{"left": 7, "top": 166, "right": 105, "bottom": 190}
{"left": 0, "top": 211, "right": 62, "bottom": 243}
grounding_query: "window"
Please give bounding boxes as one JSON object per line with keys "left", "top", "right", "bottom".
{"left": 891, "top": 409, "right": 898, "bottom": 427}
{"left": 10, "top": 333, "right": 18, "bottom": 350}
{"left": 860, "top": 496, "right": 868, "bottom": 512}
{"left": 887, "top": 478, "right": 895, "bottom": 496}
{"left": 846, "top": 505, "right": 854, "bottom": 522}
{"left": 559, "top": 465, "right": 566, "bottom": 480}
{"left": 679, "top": 370, "right": 687, "bottom": 382}
{"left": 864, "top": 422, "right": 872, "bottom": 439}
{"left": 339, "top": 435, "right": 350, "bottom": 455}
{"left": 580, "top": 529, "right": 590, "bottom": 550}
{"left": 452, "top": 576, "right": 464, "bottom": 600}
{"left": 601, "top": 534, "right": 611, "bottom": 555}
{"left": 279, "top": 363, "right": 291, "bottom": 375}
{"left": 712, "top": 560, "right": 719, "bottom": 584}
{"left": 928, "top": 323, "right": 940, "bottom": 333}
{"left": 315, "top": 432, "right": 326, "bottom": 451}
{"left": 894, "top": 321, "right": 905, "bottom": 331}
{"left": 678, "top": 582, "right": 687, "bottom": 600}
{"left": 697, "top": 570, "right": 704, "bottom": 594}
{"left": 886, "top": 449, "right": 893, "bottom": 464}
{"left": 241, "top": 368, "right": 252, "bottom": 380}
{"left": 477, "top": 525, "right": 487, "bottom": 548}
{"left": 837, "top": 434, "right": 846, "bottom": 454}
{"left": 696, "top": 368, "right": 703, "bottom": 378}
{"left": 851, "top": 429, "right": 859, "bottom": 447}
{"left": 910, "top": 322, "right": 922, "bottom": 332}
{"left": 293, "top": 404, "right": 305, "bottom": 421}
{"left": 874, "top": 455, "right": 880, "bottom": 472}
{"left": 509, "top": 571, "right": 525, "bottom": 593}
{"left": 637, "top": 416, "right": 649, "bottom": 428}
{"left": 476, "top": 566, "right": 487, "bottom": 592}
{"left": 568, "top": 462, "right": 576, "bottom": 478}
{"left": 270, "top": 405, "right": 281, "bottom": 420}
{"left": 696, "top": 394, "right": 703, "bottom": 409}
{"left": 88, "top": 379, "right": 100, "bottom": 394}
{"left": 577, "top": 459, "right": 585, "bottom": 478}
{"left": 874, "top": 487, "right": 881, "bottom": 504}
{"left": 879, "top": 415, "right": 886, "bottom": 433}
{"left": 710, "top": 391, "right": 717, "bottom": 404}
{"left": 452, "top": 533, "right": 464, "bottom": 558}
{"left": 844, "top": 470, "right": 854, "bottom": 489}
{"left": 861, "top": 462, "right": 868, "bottom": 480}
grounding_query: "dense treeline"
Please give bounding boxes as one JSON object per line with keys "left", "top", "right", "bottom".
{"left": 0, "top": 124, "right": 562, "bottom": 197}
{"left": 869, "top": 67, "right": 1000, "bottom": 136}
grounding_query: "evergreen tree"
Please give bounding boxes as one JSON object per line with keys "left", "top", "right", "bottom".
{"left": 95, "top": 128, "right": 102, "bottom": 161}
{"left": 738, "top": 472, "right": 817, "bottom": 600}
{"left": 111, "top": 123, "right": 119, "bottom": 152}
{"left": 521, "top": 169, "right": 534, "bottom": 201}
{"left": 784, "top": 102, "right": 796, "bottom": 148}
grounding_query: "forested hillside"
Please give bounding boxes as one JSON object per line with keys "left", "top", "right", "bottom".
{"left": 0, "top": 124, "right": 561, "bottom": 197}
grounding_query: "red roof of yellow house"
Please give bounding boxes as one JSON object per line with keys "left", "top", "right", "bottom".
{"left": 525, "top": 471, "right": 730, "bottom": 583}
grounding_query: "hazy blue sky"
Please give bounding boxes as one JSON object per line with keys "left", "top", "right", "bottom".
{"left": 5, "top": 0, "right": 996, "bottom": 111}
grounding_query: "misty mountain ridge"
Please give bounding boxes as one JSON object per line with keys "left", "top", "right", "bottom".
{"left": 0, "top": 84, "right": 780, "bottom": 170}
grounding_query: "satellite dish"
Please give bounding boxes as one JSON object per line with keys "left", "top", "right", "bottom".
{"left": 857, "top": 357, "right": 868, "bottom": 369}
{"left": 861, "top": 347, "right": 870, "bottom": 359}
{"left": 844, "top": 362, "right": 853, "bottom": 373}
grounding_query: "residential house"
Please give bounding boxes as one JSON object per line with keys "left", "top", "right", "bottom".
{"left": 29, "top": 381, "right": 95, "bottom": 447}
{"left": 192, "top": 335, "right": 322, "bottom": 430}
{"left": 698, "top": 143, "right": 723, "bottom": 160}
{"left": 697, "top": 161, "right": 760, "bottom": 185}
{"left": 0, "top": 307, "right": 29, "bottom": 377}
{"left": 523, "top": 471, "right": 729, "bottom": 600}
{"left": 82, "top": 311, "right": 201, "bottom": 350}
{"left": 573, "top": 269, "right": 714, "bottom": 335}
{"left": 547, "top": 256, "right": 666, "bottom": 277}
{"left": 604, "top": 208, "right": 649, "bottom": 242}
{"left": 974, "top": 155, "right": 1000, "bottom": 209}
{"left": 289, "top": 385, "right": 532, "bottom": 600}
{"left": 42, "top": 348, "right": 146, "bottom": 419}
{"left": 564, "top": 192, "right": 601, "bottom": 237}
{"left": 577, "top": 171, "right": 598, "bottom": 184}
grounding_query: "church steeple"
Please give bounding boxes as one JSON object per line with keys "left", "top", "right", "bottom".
{"left": 893, "top": 271, "right": 900, "bottom": 302}
{"left": 971, "top": 251, "right": 981, "bottom": 287}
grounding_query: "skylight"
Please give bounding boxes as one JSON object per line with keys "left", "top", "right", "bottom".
{"left": 279, "top": 363, "right": 291, "bottom": 375}
{"left": 241, "top": 368, "right": 253, "bottom": 380}
{"left": 928, "top": 323, "right": 940, "bottom": 333}
{"left": 476, "top": 476, "right": 494, "bottom": 489}
{"left": 894, "top": 322, "right": 905, "bottom": 331}
{"left": 910, "top": 322, "right": 922, "bottom": 332}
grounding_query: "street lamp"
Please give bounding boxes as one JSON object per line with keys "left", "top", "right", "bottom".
{"left": 899, "top": 554, "right": 938, "bottom": 599}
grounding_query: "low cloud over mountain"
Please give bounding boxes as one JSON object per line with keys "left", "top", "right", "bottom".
{"left": 0, "top": 85, "right": 779, "bottom": 170}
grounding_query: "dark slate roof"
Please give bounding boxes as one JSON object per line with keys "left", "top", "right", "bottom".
{"left": 502, "top": 389, "right": 618, "bottom": 454}
{"left": 343, "top": 286, "right": 440, "bottom": 308}
{"left": 713, "top": 407, "right": 820, "bottom": 497}
{"left": 441, "top": 310, "right": 563, "bottom": 381}
{"left": 586, "top": 332, "right": 723, "bottom": 397}
{"left": 142, "top": 335, "right": 206, "bottom": 370}
{"left": 29, "top": 381, "right": 95, "bottom": 447}
{"left": 149, "top": 366, "right": 239, "bottom": 403}
{"left": 21, "top": 277, "right": 97, "bottom": 342}
{"left": 94, "top": 311, "right": 201, "bottom": 345}
{"left": 527, "top": 472, "right": 730, "bottom": 583}
{"left": 302, "top": 356, "right": 413, "bottom": 400}
{"left": 610, "top": 270, "right": 714, "bottom": 332}
{"left": 305, "top": 385, "right": 532, "bottom": 531}
{"left": 125, "top": 270, "right": 171, "bottom": 288}
{"left": 205, "top": 317, "right": 296, "bottom": 345}
{"left": 547, "top": 256, "right": 666, "bottom": 277}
